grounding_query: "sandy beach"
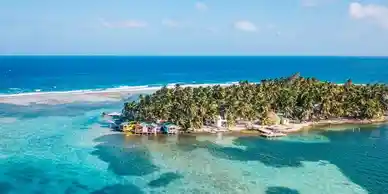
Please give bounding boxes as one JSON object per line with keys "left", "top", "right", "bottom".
{"left": 0, "top": 88, "right": 152, "bottom": 106}
{"left": 192, "top": 117, "right": 388, "bottom": 135}
{"left": 246, "top": 117, "right": 388, "bottom": 134}
{"left": 0, "top": 83, "right": 235, "bottom": 106}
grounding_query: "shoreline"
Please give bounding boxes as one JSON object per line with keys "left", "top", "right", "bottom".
{"left": 120, "top": 118, "right": 388, "bottom": 140}
{"left": 0, "top": 83, "right": 236, "bottom": 106}
{"left": 0, "top": 82, "right": 239, "bottom": 97}
{"left": 117, "top": 117, "right": 388, "bottom": 138}
{"left": 186, "top": 117, "right": 388, "bottom": 136}
{"left": 278, "top": 117, "right": 388, "bottom": 133}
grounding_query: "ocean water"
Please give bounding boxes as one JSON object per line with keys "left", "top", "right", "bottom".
{"left": 1, "top": 56, "right": 388, "bottom": 194}
{"left": 1, "top": 101, "right": 388, "bottom": 194}
{"left": 1, "top": 56, "right": 388, "bottom": 94}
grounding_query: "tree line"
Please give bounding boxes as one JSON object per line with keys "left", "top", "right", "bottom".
{"left": 123, "top": 73, "right": 388, "bottom": 131}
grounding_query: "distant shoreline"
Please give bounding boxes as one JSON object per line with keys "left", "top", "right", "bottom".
{"left": 1, "top": 81, "right": 370, "bottom": 98}
{"left": 0, "top": 83, "right": 236, "bottom": 105}
{"left": 0, "top": 87, "right": 153, "bottom": 106}
{"left": 0, "top": 82, "right": 242, "bottom": 97}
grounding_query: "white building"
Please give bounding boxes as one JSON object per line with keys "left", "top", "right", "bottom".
{"left": 281, "top": 117, "right": 290, "bottom": 125}
{"left": 215, "top": 115, "right": 227, "bottom": 128}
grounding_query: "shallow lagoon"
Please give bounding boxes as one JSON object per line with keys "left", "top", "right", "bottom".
{"left": 1, "top": 101, "right": 388, "bottom": 194}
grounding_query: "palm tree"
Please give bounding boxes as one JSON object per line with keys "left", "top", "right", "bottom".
{"left": 122, "top": 74, "right": 388, "bottom": 130}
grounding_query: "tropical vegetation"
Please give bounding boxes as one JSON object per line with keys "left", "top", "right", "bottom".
{"left": 122, "top": 73, "right": 388, "bottom": 131}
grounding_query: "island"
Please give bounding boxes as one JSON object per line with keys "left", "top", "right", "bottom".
{"left": 117, "top": 73, "right": 388, "bottom": 137}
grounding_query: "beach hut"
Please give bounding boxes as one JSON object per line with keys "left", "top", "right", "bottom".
{"left": 161, "top": 123, "right": 180, "bottom": 134}
{"left": 150, "top": 123, "right": 160, "bottom": 134}
{"left": 133, "top": 123, "right": 143, "bottom": 134}
{"left": 144, "top": 123, "right": 158, "bottom": 135}
{"left": 120, "top": 122, "right": 132, "bottom": 132}
{"left": 139, "top": 122, "right": 150, "bottom": 134}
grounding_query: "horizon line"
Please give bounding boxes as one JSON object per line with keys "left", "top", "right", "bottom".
{"left": 1, "top": 54, "right": 388, "bottom": 58}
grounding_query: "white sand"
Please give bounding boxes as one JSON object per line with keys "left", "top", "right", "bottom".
{"left": 249, "top": 117, "right": 388, "bottom": 134}
{"left": 282, "top": 117, "right": 388, "bottom": 133}
{"left": 0, "top": 83, "right": 234, "bottom": 106}
{"left": 0, "top": 87, "right": 157, "bottom": 105}
{"left": 195, "top": 117, "right": 388, "bottom": 135}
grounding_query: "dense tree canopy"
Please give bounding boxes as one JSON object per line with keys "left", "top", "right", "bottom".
{"left": 123, "top": 74, "right": 388, "bottom": 131}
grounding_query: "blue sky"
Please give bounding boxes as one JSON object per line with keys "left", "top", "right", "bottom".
{"left": 1, "top": 0, "right": 388, "bottom": 55}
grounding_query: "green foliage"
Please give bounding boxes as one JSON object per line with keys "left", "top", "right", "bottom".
{"left": 123, "top": 74, "right": 388, "bottom": 130}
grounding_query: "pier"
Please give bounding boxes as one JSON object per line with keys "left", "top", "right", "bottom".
{"left": 256, "top": 127, "right": 287, "bottom": 138}
{"left": 260, "top": 132, "right": 287, "bottom": 138}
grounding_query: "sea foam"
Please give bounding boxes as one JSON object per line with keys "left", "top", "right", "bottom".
{"left": 0, "top": 82, "right": 241, "bottom": 105}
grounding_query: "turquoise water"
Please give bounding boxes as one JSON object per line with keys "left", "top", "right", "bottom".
{"left": 1, "top": 101, "right": 388, "bottom": 194}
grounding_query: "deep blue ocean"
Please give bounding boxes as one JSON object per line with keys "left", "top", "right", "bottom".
{"left": 1, "top": 56, "right": 388, "bottom": 94}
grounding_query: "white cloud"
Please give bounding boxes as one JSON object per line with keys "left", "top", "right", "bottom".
{"left": 195, "top": 2, "right": 208, "bottom": 11}
{"left": 349, "top": 2, "right": 388, "bottom": 28}
{"left": 234, "top": 20, "right": 258, "bottom": 32}
{"left": 100, "top": 18, "right": 148, "bottom": 28}
{"left": 162, "top": 19, "right": 180, "bottom": 27}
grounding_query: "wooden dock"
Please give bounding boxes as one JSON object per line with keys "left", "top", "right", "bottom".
{"left": 260, "top": 132, "right": 287, "bottom": 138}
{"left": 133, "top": 131, "right": 158, "bottom": 135}
{"left": 132, "top": 129, "right": 178, "bottom": 135}
{"left": 256, "top": 127, "right": 287, "bottom": 138}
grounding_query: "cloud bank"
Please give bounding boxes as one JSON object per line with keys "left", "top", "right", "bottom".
{"left": 349, "top": 2, "right": 388, "bottom": 28}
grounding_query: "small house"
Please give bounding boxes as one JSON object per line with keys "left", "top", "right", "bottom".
{"left": 134, "top": 122, "right": 159, "bottom": 134}
{"left": 161, "top": 123, "right": 180, "bottom": 134}
{"left": 120, "top": 122, "right": 132, "bottom": 132}
{"left": 133, "top": 123, "right": 143, "bottom": 134}
{"left": 139, "top": 122, "right": 150, "bottom": 134}
{"left": 149, "top": 123, "right": 160, "bottom": 134}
